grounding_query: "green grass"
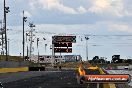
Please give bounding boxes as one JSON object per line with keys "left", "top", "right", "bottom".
{"left": 0, "top": 55, "right": 23, "bottom": 61}
{"left": 0, "top": 55, "right": 41, "bottom": 67}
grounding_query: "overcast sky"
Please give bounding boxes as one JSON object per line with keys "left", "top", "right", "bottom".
{"left": 0, "top": 0, "right": 132, "bottom": 61}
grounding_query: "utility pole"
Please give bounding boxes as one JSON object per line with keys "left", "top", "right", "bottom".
{"left": 23, "top": 11, "right": 27, "bottom": 61}
{"left": 4, "top": 0, "right": 10, "bottom": 61}
{"left": 85, "top": 36, "right": 89, "bottom": 61}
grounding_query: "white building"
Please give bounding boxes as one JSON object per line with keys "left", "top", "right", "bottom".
{"left": 30, "top": 55, "right": 82, "bottom": 64}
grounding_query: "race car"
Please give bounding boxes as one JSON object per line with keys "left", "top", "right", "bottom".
{"left": 76, "top": 66, "right": 101, "bottom": 84}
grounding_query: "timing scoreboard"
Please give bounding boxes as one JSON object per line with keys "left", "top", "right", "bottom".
{"left": 54, "top": 42, "right": 72, "bottom": 47}
{"left": 54, "top": 48, "right": 72, "bottom": 53}
{"left": 52, "top": 36, "right": 76, "bottom": 53}
{"left": 52, "top": 36, "right": 76, "bottom": 43}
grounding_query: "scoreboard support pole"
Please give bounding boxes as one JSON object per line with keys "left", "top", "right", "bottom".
{"left": 60, "top": 49, "right": 62, "bottom": 65}
{"left": 97, "top": 83, "right": 99, "bottom": 88}
{"left": 60, "top": 48, "right": 62, "bottom": 65}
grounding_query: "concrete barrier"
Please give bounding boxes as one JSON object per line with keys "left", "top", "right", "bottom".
{"left": 0, "top": 61, "right": 29, "bottom": 68}
{"left": 0, "top": 67, "right": 28, "bottom": 73}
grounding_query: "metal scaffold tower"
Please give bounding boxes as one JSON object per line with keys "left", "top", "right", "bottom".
{"left": 0, "top": 20, "right": 5, "bottom": 57}
{"left": 26, "top": 23, "right": 36, "bottom": 60}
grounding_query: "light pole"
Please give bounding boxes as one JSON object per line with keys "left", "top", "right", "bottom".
{"left": 7, "top": 39, "right": 9, "bottom": 60}
{"left": 26, "top": 33, "right": 29, "bottom": 60}
{"left": 0, "top": 20, "right": 2, "bottom": 28}
{"left": 4, "top": 0, "right": 10, "bottom": 61}
{"left": 37, "top": 38, "right": 39, "bottom": 64}
{"left": 85, "top": 36, "right": 89, "bottom": 61}
{"left": 23, "top": 11, "right": 27, "bottom": 61}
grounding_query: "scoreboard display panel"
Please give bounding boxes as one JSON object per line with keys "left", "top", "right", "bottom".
{"left": 54, "top": 42, "right": 72, "bottom": 47}
{"left": 52, "top": 36, "right": 76, "bottom": 43}
{"left": 54, "top": 48, "right": 72, "bottom": 53}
